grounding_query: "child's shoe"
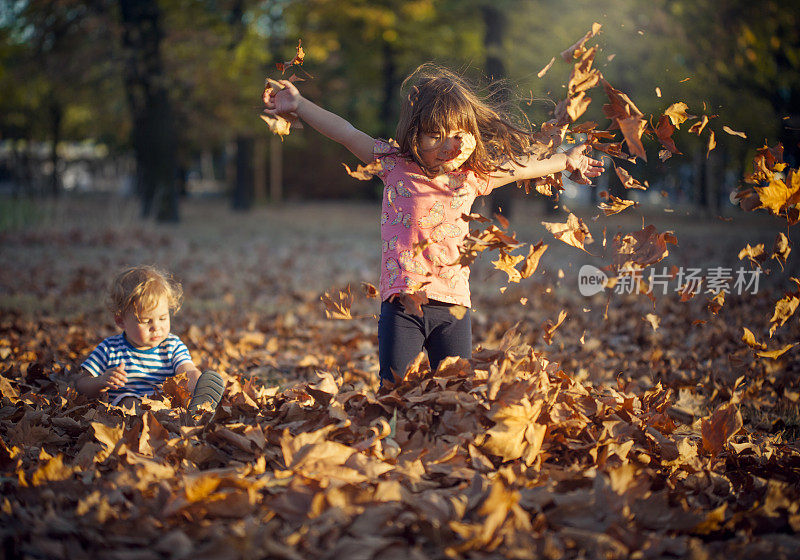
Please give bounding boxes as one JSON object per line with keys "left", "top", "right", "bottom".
{"left": 187, "top": 370, "right": 225, "bottom": 416}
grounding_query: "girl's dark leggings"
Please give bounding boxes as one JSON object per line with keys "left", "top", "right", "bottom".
{"left": 378, "top": 298, "right": 472, "bottom": 385}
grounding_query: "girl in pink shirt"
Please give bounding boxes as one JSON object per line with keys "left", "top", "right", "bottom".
{"left": 264, "top": 64, "right": 604, "bottom": 385}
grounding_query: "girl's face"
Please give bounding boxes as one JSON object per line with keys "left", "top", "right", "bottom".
{"left": 116, "top": 296, "right": 171, "bottom": 349}
{"left": 418, "top": 129, "right": 476, "bottom": 174}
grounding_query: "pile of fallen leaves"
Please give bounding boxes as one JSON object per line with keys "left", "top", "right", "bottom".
{"left": 2, "top": 325, "right": 799, "bottom": 559}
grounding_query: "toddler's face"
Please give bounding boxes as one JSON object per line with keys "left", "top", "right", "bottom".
{"left": 116, "top": 296, "right": 171, "bottom": 350}
{"left": 418, "top": 129, "right": 476, "bottom": 175}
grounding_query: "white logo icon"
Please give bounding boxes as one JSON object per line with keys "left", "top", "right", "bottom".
{"left": 578, "top": 264, "right": 608, "bottom": 297}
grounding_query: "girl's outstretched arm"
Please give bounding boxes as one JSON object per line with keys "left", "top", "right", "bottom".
{"left": 264, "top": 80, "right": 376, "bottom": 163}
{"left": 486, "top": 143, "right": 604, "bottom": 190}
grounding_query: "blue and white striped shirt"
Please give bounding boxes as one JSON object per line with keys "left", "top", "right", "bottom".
{"left": 81, "top": 333, "right": 193, "bottom": 405}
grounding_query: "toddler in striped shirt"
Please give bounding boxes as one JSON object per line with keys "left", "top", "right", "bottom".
{"left": 76, "top": 265, "right": 222, "bottom": 415}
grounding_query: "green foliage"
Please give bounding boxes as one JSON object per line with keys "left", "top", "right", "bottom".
{"left": 1, "top": 0, "right": 798, "bottom": 199}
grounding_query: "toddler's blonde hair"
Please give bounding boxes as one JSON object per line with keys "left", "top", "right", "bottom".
{"left": 109, "top": 265, "right": 182, "bottom": 319}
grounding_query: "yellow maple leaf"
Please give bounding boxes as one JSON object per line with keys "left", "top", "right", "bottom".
{"left": 754, "top": 177, "right": 798, "bottom": 214}
{"left": 664, "top": 102, "right": 693, "bottom": 128}
{"left": 483, "top": 398, "right": 545, "bottom": 464}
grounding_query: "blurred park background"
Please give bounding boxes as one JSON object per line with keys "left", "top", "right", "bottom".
{"left": 0, "top": 0, "right": 799, "bottom": 225}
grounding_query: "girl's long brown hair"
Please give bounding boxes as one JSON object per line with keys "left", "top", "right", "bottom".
{"left": 395, "top": 64, "right": 532, "bottom": 178}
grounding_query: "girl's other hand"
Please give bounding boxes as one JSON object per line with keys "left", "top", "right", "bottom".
{"left": 100, "top": 365, "right": 127, "bottom": 389}
{"left": 564, "top": 143, "right": 605, "bottom": 184}
{"left": 263, "top": 80, "right": 302, "bottom": 118}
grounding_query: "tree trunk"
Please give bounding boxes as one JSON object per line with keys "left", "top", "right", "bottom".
{"left": 49, "top": 99, "right": 62, "bottom": 197}
{"left": 482, "top": 6, "right": 513, "bottom": 218}
{"left": 254, "top": 136, "right": 267, "bottom": 204}
{"left": 119, "top": 0, "right": 179, "bottom": 222}
{"left": 693, "top": 146, "right": 709, "bottom": 212}
{"left": 232, "top": 135, "right": 254, "bottom": 211}
{"left": 270, "top": 135, "right": 283, "bottom": 203}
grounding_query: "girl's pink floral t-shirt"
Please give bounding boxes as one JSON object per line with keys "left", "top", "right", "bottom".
{"left": 374, "top": 139, "right": 493, "bottom": 308}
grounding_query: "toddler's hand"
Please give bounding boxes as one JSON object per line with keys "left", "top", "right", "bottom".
{"left": 262, "top": 80, "right": 302, "bottom": 119}
{"left": 564, "top": 143, "right": 605, "bottom": 184}
{"left": 100, "top": 365, "right": 127, "bottom": 390}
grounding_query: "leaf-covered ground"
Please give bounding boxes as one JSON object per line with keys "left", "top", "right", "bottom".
{"left": 1, "top": 197, "right": 799, "bottom": 559}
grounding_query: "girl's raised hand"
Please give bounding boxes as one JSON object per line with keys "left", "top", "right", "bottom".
{"left": 564, "top": 143, "right": 605, "bottom": 184}
{"left": 263, "top": 79, "right": 302, "bottom": 119}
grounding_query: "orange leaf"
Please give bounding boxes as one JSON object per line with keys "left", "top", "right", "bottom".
{"left": 707, "top": 291, "right": 725, "bottom": 315}
{"left": 769, "top": 278, "right": 800, "bottom": 336}
{"left": 260, "top": 113, "right": 292, "bottom": 138}
{"left": 602, "top": 80, "right": 644, "bottom": 122}
{"left": 753, "top": 176, "right": 799, "bottom": 214}
{"left": 361, "top": 282, "right": 379, "bottom": 298}
{"left": 706, "top": 129, "right": 716, "bottom": 158}
{"left": 343, "top": 160, "right": 383, "bottom": 181}
{"left": 663, "top": 102, "right": 693, "bottom": 128}
{"left": 277, "top": 39, "right": 305, "bottom": 73}
{"left": 741, "top": 327, "right": 765, "bottom": 350}
{"left": 519, "top": 241, "right": 548, "bottom": 279}
{"left": 701, "top": 403, "right": 742, "bottom": 456}
{"left": 542, "top": 310, "right": 568, "bottom": 345}
{"left": 738, "top": 243, "right": 766, "bottom": 265}
{"left": 483, "top": 398, "right": 544, "bottom": 464}
{"left": 618, "top": 116, "right": 648, "bottom": 162}
{"left": 185, "top": 474, "right": 222, "bottom": 502}
{"left": 722, "top": 125, "right": 746, "bottom": 138}
{"left": 449, "top": 305, "right": 468, "bottom": 320}
{"left": 542, "top": 213, "right": 593, "bottom": 253}
{"left": 561, "top": 22, "right": 602, "bottom": 61}
{"left": 492, "top": 252, "right": 524, "bottom": 283}
{"left": 320, "top": 285, "right": 354, "bottom": 319}
{"left": 31, "top": 453, "right": 75, "bottom": 485}
{"left": 599, "top": 191, "right": 637, "bottom": 215}
{"left": 689, "top": 115, "right": 709, "bottom": 135}
{"left": 612, "top": 225, "right": 677, "bottom": 271}
{"left": 654, "top": 115, "right": 680, "bottom": 154}
{"left": 756, "top": 343, "right": 797, "bottom": 359}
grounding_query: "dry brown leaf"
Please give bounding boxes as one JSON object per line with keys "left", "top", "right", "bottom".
{"left": 599, "top": 191, "right": 637, "bottom": 215}
{"left": 722, "top": 125, "right": 746, "bottom": 138}
{"left": 542, "top": 213, "right": 593, "bottom": 253}
{"left": 538, "top": 56, "right": 556, "bottom": 78}
{"left": 492, "top": 252, "right": 524, "bottom": 283}
{"left": 614, "top": 166, "right": 647, "bottom": 190}
{"left": 519, "top": 241, "right": 548, "bottom": 279}
{"left": 483, "top": 398, "right": 545, "bottom": 464}
{"left": 612, "top": 225, "right": 677, "bottom": 271}
{"left": 689, "top": 115, "right": 709, "bottom": 135}
{"left": 343, "top": 160, "right": 383, "bottom": 181}
{"left": 321, "top": 285, "right": 354, "bottom": 320}
{"left": 768, "top": 278, "right": 800, "bottom": 337}
{"left": 259, "top": 113, "right": 292, "bottom": 138}
{"left": 707, "top": 291, "right": 725, "bottom": 315}
{"left": 560, "top": 22, "right": 602, "bottom": 61}
{"left": 663, "top": 102, "right": 693, "bottom": 128}
{"left": 361, "top": 282, "right": 379, "bottom": 299}
{"left": 542, "top": 310, "right": 568, "bottom": 345}
{"left": 706, "top": 129, "right": 716, "bottom": 157}
{"left": 701, "top": 403, "right": 743, "bottom": 456}
{"left": 276, "top": 39, "right": 305, "bottom": 73}
{"left": 449, "top": 305, "right": 468, "bottom": 320}
{"left": 618, "top": 116, "right": 648, "bottom": 162}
